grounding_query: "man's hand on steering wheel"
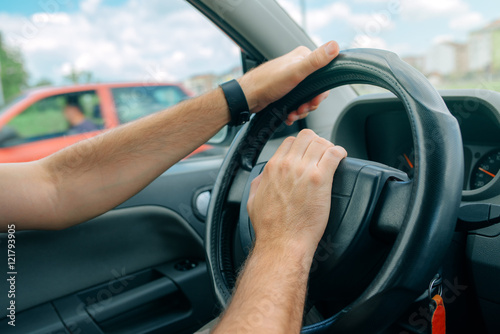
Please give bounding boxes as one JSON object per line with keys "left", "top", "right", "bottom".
{"left": 212, "top": 42, "right": 344, "bottom": 334}
{"left": 248, "top": 129, "right": 347, "bottom": 260}
{"left": 238, "top": 41, "right": 339, "bottom": 125}
{"left": 214, "top": 130, "right": 346, "bottom": 334}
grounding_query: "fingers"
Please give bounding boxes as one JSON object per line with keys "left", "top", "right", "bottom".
{"left": 285, "top": 91, "right": 330, "bottom": 125}
{"left": 239, "top": 39, "right": 338, "bottom": 117}
{"left": 302, "top": 136, "right": 334, "bottom": 165}
{"left": 309, "top": 91, "right": 330, "bottom": 108}
{"left": 246, "top": 128, "right": 346, "bottom": 255}
{"left": 285, "top": 114, "right": 301, "bottom": 126}
{"left": 287, "top": 129, "right": 318, "bottom": 159}
{"left": 286, "top": 109, "right": 308, "bottom": 126}
{"left": 284, "top": 41, "right": 338, "bottom": 125}
{"left": 273, "top": 136, "right": 295, "bottom": 159}
{"left": 295, "top": 41, "right": 339, "bottom": 77}
{"left": 276, "top": 129, "right": 346, "bottom": 173}
{"left": 317, "top": 146, "right": 347, "bottom": 178}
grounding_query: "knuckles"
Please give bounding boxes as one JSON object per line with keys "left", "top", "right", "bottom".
{"left": 293, "top": 45, "right": 312, "bottom": 56}
{"left": 308, "top": 169, "right": 324, "bottom": 185}
{"left": 297, "top": 128, "right": 317, "bottom": 140}
{"left": 264, "top": 157, "right": 279, "bottom": 172}
{"left": 280, "top": 157, "right": 294, "bottom": 173}
{"left": 314, "top": 136, "right": 332, "bottom": 147}
{"left": 283, "top": 136, "right": 296, "bottom": 145}
{"left": 307, "top": 51, "right": 323, "bottom": 71}
{"left": 264, "top": 131, "right": 346, "bottom": 185}
{"left": 330, "top": 146, "right": 348, "bottom": 159}
{"left": 290, "top": 69, "right": 307, "bottom": 85}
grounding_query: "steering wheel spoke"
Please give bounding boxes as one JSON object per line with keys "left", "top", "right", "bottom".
{"left": 370, "top": 176, "right": 413, "bottom": 243}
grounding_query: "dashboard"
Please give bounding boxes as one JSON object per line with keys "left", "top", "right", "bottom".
{"left": 332, "top": 90, "right": 500, "bottom": 203}
{"left": 331, "top": 89, "right": 500, "bottom": 330}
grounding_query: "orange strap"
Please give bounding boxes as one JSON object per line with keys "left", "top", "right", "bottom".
{"left": 431, "top": 294, "right": 446, "bottom": 334}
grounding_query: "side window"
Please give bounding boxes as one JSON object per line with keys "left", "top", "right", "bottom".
{"left": 0, "top": 0, "right": 242, "bottom": 159}
{"left": 112, "top": 85, "right": 188, "bottom": 123}
{"left": 3, "top": 92, "right": 102, "bottom": 147}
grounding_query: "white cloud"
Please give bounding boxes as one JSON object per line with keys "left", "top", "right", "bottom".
{"left": 389, "top": 43, "right": 414, "bottom": 56}
{"left": 349, "top": 36, "right": 412, "bottom": 56}
{"left": 277, "top": 0, "right": 402, "bottom": 55}
{"left": 307, "top": 2, "right": 396, "bottom": 33}
{"left": 432, "top": 34, "right": 455, "bottom": 44}
{"left": 277, "top": 0, "right": 395, "bottom": 36}
{"left": 276, "top": 0, "right": 303, "bottom": 26}
{"left": 449, "top": 12, "right": 486, "bottom": 31}
{"left": 0, "top": 0, "right": 240, "bottom": 85}
{"left": 401, "top": 0, "right": 468, "bottom": 20}
{"left": 353, "top": 0, "right": 393, "bottom": 2}
{"left": 80, "top": 0, "right": 102, "bottom": 14}
{"left": 307, "top": 3, "right": 351, "bottom": 31}
{"left": 350, "top": 35, "right": 388, "bottom": 49}
{"left": 309, "top": 33, "right": 324, "bottom": 46}
{"left": 32, "top": 13, "right": 71, "bottom": 25}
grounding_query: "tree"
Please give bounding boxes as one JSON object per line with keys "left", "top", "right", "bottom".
{"left": 34, "top": 78, "right": 53, "bottom": 87}
{"left": 64, "top": 66, "right": 93, "bottom": 84}
{"left": 0, "top": 32, "right": 28, "bottom": 104}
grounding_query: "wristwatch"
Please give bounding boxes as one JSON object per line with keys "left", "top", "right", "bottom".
{"left": 220, "top": 79, "right": 250, "bottom": 126}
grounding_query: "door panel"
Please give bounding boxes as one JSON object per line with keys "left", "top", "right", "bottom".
{"left": 0, "top": 158, "right": 222, "bottom": 333}
{"left": 117, "top": 158, "right": 223, "bottom": 237}
{"left": 1, "top": 206, "right": 204, "bottom": 315}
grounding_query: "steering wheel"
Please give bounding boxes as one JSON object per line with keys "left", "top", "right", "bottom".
{"left": 206, "top": 49, "right": 463, "bottom": 333}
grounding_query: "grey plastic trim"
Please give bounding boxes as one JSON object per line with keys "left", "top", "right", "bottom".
{"left": 87, "top": 277, "right": 178, "bottom": 323}
{"left": 332, "top": 89, "right": 500, "bottom": 202}
{"left": 0, "top": 205, "right": 204, "bottom": 316}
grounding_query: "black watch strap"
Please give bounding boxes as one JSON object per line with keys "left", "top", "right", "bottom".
{"left": 220, "top": 79, "right": 250, "bottom": 126}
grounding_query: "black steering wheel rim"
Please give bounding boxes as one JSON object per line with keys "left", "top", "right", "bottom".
{"left": 206, "top": 48, "right": 463, "bottom": 333}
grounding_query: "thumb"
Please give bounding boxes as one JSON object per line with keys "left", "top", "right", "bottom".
{"left": 298, "top": 41, "right": 339, "bottom": 77}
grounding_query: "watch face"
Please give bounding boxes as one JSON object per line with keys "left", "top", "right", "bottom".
{"left": 238, "top": 111, "right": 250, "bottom": 125}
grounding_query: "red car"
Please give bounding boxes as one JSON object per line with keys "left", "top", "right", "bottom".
{"left": 0, "top": 82, "right": 213, "bottom": 162}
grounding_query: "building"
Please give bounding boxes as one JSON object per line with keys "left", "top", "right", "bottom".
{"left": 402, "top": 55, "right": 425, "bottom": 73}
{"left": 468, "top": 19, "right": 500, "bottom": 73}
{"left": 182, "top": 73, "right": 219, "bottom": 96}
{"left": 424, "top": 42, "right": 467, "bottom": 76}
{"left": 400, "top": 18, "right": 500, "bottom": 78}
{"left": 183, "top": 66, "right": 243, "bottom": 96}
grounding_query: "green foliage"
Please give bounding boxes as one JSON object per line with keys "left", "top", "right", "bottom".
{"left": 64, "top": 66, "right": 93, "bottom": 84}
{"left": 493, "top": 30, "right": 500, "bottom": 72}
{"left": 6, "top": 92, "right": 103, "bottom": 141}
{"left": 34, "top": 78, "right": 53, "bottom": 87}
{"left": 8, "top": 109, "right": 69, "bottom": 138}
{"left": 0, "top": 32, "right": 28, "bottom": 104}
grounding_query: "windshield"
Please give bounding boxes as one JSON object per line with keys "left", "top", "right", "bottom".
{"left": 277, "top": 0, "right": 500, "bottom": 94}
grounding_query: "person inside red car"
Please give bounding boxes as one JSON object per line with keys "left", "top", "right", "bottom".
{"left": 64, "top": 98, "right": 100, "bottom": 134}
{"left": 0, "top": 41, "right": 346, "bottom": 334}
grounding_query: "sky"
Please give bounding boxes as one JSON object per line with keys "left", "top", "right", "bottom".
{"left": 278, "top": 0, "right": 500, "bottom": 55}
{"left": 0, "top": 0, "right": 241, "bottom": 85}
{"left": 0, "top": 0, "right": 499, "bottom": 85}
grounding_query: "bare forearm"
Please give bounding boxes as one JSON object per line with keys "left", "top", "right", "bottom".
{"left": 2, "top": 89, "right": 229, "bottom": 230}
{"left": 44, "top": 88, "right": 229, "bottom": 228}
{"left": 0, "top": 41, "right": 340, "bottom": 231}
{"left": 213, "top": 242, "right": 313, "bottom": 334}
